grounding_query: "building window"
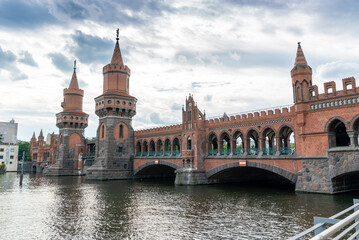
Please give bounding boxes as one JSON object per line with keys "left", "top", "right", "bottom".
{"left": 123, "top": 101, "right": 126, "bottom": 105}
{"left": 119, "top": 124, "right": 123, "bottom": 138}
{"left": 0, "top": 149, "right": 3, "bottom": 152}
{"left": 9, "top": 161, "right": 12, "bottom": 164}
{"left": 0, "top": 156, "right": 3, "bottom": 159}
{"left": 108, "top": 100, "right": 112, "bottom": 104}
{"left": 118, "top": 147, "right": 123, "bottom": 153}
{"left": 116, "top": 100, "right": 120, "bottom": 104}
{"left": 10, "top": 156, "right": 14, "bottom": 159}
{"left": 1, "top": 161, "right": 3, "bottom": 164}
{"left": 11, "top": 148, "right": 14, "bottom": 152}
{"left": 124, "top": 164, "right": 127, "bottom": 169}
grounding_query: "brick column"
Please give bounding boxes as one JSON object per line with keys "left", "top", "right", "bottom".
{"left": 275, "top": 136, "right": 280, "bottom": 154}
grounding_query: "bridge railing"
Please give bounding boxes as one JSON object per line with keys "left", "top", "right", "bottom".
{"left": 289, "top": 199, "right": 359, "bottom": 240}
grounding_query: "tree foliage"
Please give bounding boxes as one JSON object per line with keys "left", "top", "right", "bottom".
{"left": 17, "top": 141, "right": 31, "bottom": 161}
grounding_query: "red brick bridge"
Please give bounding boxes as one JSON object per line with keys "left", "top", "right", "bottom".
{"left": 132, "top": 43, "right": 359, "bottom": 194}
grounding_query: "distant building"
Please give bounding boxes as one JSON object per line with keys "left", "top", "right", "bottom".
{"left": 0, "top": 144, "right": 18, "bottom": 171}
{"left": 30, "top": 130, "right": 58, "bottom": 165}
{"left": 0, "top": 119, "right": 18, "bottom": 144}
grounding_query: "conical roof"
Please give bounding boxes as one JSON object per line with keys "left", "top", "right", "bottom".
{"left": 39, "top": 129, "right": 44, "bottom": 138}
{"left": 294, "top": 42, "right": 308, "bottom": 66}
{"left": 31, "top": 132, "right": 36, "bottom": 139}
{"left": 69, "top": 70, "right": 79, "bottom": 89}
{"left": 111, "top": 40, "right": 124, "bottom": 65}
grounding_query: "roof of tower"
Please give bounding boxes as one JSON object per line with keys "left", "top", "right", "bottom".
{"left": 294, "top": 42, "right": 308, "bottom": 66}
{"left": 31, "top": 132, "right": 36, "bottom": 139}
{"left": 110, "top": 29, "right": 124, "bottom": 65}
{"left": 39, "top": 129, "right": 44, "bottom": 138}
{"left": 68, "top": 60, "right": 79, "bottom": 89}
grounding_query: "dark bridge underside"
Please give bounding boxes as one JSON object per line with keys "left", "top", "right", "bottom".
{"left": 134, "top": 163, "right": 178, "bottom": 179}
{"left": 332, "top": 171, "right": 359, "bottom": 193}
{"left": 208, "top": 167, "right": 296, "bottom": 189}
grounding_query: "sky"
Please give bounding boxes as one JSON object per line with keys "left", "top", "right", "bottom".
{"left": 1, "top": 0, "right": 359, "bottom": 141}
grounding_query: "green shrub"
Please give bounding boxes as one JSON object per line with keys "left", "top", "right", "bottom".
{"left": 0, "top": 163, "right": 6, "bottom": 170}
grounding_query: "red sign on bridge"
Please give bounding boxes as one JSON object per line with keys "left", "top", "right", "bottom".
{"left": 239, "top": 160, "right": 246, "bottom": 167}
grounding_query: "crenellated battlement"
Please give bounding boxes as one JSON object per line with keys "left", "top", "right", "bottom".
{"left": 103, "top": 63, "right": 131, "bottom": 75}
{"left": 135, "top": 124, "right": 182, "bottom": 137}
{"left": 308, "top": 77, "right": 357, "bottom": 102}
{"left": 205, "top": 105, "right": 295, "bottom": 126}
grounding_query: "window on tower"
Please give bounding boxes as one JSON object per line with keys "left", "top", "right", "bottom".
{"left": 119, "top": 124, "right": 123, "bottom": 138}
{"left": 101, "top": 124, "right": 105, "bottom": 139}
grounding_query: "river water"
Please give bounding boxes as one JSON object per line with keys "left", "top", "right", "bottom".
{"left": 1, "top": 173, "right": 359, "bottom": 240}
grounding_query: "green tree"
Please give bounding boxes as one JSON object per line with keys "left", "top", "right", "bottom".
{"left": 17, "top": 141, "right": 31, "bottom": 161}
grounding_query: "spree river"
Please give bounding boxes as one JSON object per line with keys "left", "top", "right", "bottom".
{"left": 1, "top": 173, "right": 359, "bottom": 240}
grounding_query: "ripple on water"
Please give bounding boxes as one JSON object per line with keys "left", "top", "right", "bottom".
{"left": 1, "top": 173, "right": 359, "bottom": 239}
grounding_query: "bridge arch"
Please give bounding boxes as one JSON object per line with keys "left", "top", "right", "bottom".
{"left": 261, "top": 126, "right": 276, "bottom": 155}
{"left": 134, "top": 160, "right": 181, "bottom": 177}
{"left": 206, "top": 161, "right": 297, "bottom": 184}
{"left": 278, "top": 124, "right": 295, "bottom": 155}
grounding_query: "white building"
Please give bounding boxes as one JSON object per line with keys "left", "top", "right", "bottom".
{"left": 0, "top": 144, "right": 19, "bottom": 172}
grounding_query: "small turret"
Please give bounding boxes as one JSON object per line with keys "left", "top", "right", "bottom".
{"left": 291, "top": 42, "right": 312, "bottom": 103}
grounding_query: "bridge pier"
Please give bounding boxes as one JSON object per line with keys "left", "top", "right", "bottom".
{"left": 175, "top": 168, "right": 208, "bottom": 185}
{"left": 296, "top": 148, "right": 359, "bottom": 194}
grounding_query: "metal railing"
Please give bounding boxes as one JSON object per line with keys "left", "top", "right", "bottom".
{"left": 247, "top": 148, "right": 259, "bottom": 155}
{"left": 233, "top": 148, "right": 244, "bottom": 155}
{"left": 164, "top": 151, "right": 171, "bottom": 156}
{"left": 289, "top": 199, "right": 359, "bottom": 240}
{"left": 263, "top": 147, "right": 276, "bottom": 155}
{"left": 208, "top": 149, "right": 218, "bottom": 155}
{"left": 220, "top": 149, "right": 231, "bottom": 155}
{"left": 280, "top": 147, "right": 295, "bottom": 155}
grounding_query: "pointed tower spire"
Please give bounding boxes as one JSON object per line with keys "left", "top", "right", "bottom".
{"left": 69, "top": 60, "right": 79, "bottom": 89}
{"left": 39, "top": 129, "right": 43, "bottom": 138}
{"left": 31, "top": 132, "right": 36, "bottom": 139}
{"left": 111, "top": 28, "right": 124, "bottom": 65}
{"left": 294, "top": 42, "right": 308, "bottom": 66}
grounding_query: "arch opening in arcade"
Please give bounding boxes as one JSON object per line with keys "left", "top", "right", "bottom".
{"left": 164, "top": 139, "right": 171, "bottom": 156}
{"left": 278, "top": 126, "right": 295, "bottom": 155}
{"left": 142, "top": 141, "right": 149, "bottom": 156}
{"left": 220, "top": 132, "right": 231, "bottom": 155}
{"left": 247, "top": 129, "right": 259, "bottom": 155}
{"left": 173, "top": 138, "right": 180, "bottom": 156}
{"left": 156, "top": 139, "right": 163, "bottom": 156}
{"left": 208, "top": 133, "right": 218, "bottom": 155}
{"left": 233, "top": 131, "right": 244, "bottom": 155}
{"left": 261, "top": 127, "right": 276, "bottom": 155}
{"left": 328, "top": 119, "right": 350, "bottom": 148}
{"left": 136, "top": 141, "right": 142, "bottom": 156}
{"left": 149, "top": 140, "right": 156, "bottom": 156}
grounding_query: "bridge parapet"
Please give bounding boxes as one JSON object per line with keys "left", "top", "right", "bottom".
{"left": 205, "top": 104, "right": 295, "bottom": 127}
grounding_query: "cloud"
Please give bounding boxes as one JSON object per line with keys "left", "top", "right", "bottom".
{"left": 55, "top": 1, "right": 89, "bottom": 20}
{"left": 18, "top": 51, "right": 38, "bottom": 67}
{"left": 48, "top": 52, "right": 73, "bottom": 72}
{"left": 0, "top": 46, "right": 16, "bottom": 68}
{"left": 0, "top": 45, "right": 27, "bottom": 81}
{"left": 0, "top": 0, "right": 57, "bottom": 28}
{"left": 150, "top": 112, "right": 164, "bottom": 124}
{"left": 170, "top": 103, "right": 182, "bottom": 111}
{"left": 316, "top": 61, "right": 359, "bottom": 80}
{"left": 70, "top": 30, "right": 114, "bottom": 64}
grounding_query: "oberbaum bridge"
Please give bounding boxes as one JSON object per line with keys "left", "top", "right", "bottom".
{"left": 42, "top": 30, "right": 359, "bottom": 194}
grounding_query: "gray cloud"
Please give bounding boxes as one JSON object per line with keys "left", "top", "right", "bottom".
{"left": 48, "top": 52, "right": 73, "bottom": 72}
{"left": 170, "top": 103, "right": 182, "bottom": 111}
{"left": 19, "top": 51, "right": 38, "bottom": 67}
{"left": 0, "top": 0, "right": 57, "bottom": 28}
{"left": 0, "top": 45, "right": 16, "bottom": 67}
{"left": 0, "top": 46, "right": 27, "bottom": 81}
{"left": 55, "top": 1, "right": 89, "bottom": 20}
{"left": 70, "top": 30, "right": 114, "bottom": 64}
{"left": 150, "top": 112, "right": 164, "bottom": 124}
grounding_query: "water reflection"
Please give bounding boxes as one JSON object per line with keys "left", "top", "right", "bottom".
{"left": 1, "top": 173, "right": 359, "bottom": 239}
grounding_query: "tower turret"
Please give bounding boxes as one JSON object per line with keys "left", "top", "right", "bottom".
{"left": 30, "top": 132, "right": 37, "bottom": 148}
{"left": 46, "top": 60, "right": 89, "bottom": 176}
{"left": 291, "top": 42, "right": 312, "bottom": 103}
{"left": 38, "top": 130, "right": 44, "bottom": 147}
{"left": 87, "top": 29, "right": 137, "bottom": 180}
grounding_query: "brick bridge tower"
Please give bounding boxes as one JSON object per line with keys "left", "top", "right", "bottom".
{"left": 86, "top": 30, "right": 137, "bottom": 180}
{"left": 46, "top": 61, "right": 88, "bottom": 176}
